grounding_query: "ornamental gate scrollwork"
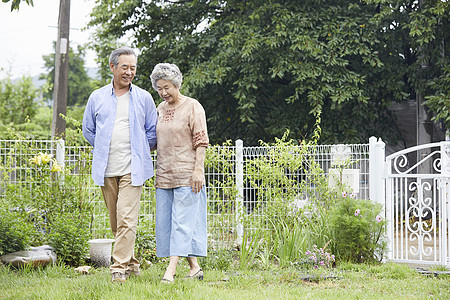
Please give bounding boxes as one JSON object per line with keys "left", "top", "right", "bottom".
{"left": 385, "top": 141, "right": 450, "bottom": 266}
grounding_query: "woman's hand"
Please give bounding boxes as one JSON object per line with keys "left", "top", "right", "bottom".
{"left": 191, "top": 170, "right": 204, "bottom": 193}
{"left": 191, "top": 146, "right": 206, "bottom": 194}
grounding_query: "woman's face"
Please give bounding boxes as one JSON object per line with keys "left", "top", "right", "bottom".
{"left": 156, "top": 79, "right": 180, "bottom": 104}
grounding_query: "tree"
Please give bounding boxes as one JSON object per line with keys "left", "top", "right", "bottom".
{"left": 40, "top": 44, "right": 93, "bottom": 107}
{"left": 0, "top": 74, "right": 44, "bottom": 139}
{"left": 364, "top": 0, "right": 450, "bottom": 141}
{"left": 2, "top": 0, "right": 33, "bottom": 11}
{"left": 87, "top": 0, "right": 444, "bottom": 145}
{"left": 0, "top": 74, "right": 38, "bottom": 125}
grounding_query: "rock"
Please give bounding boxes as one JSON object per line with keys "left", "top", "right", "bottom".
{"left": 29, "top": 245, "right": 55, "bottom": 252}
{"left": 0, "top": 248, "right": 57, "bottom": 268}
{"left": 74, "top": 266, "right": 92, "bottom": 274}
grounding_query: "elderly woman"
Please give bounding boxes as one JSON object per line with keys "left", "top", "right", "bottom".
{"left": 150, "top": 63, "right": 208, "bottom": 283}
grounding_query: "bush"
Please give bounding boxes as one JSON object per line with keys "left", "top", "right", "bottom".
{"left": 329, "top": 192, "right": 386, "bottom": 263}
{"left": 48, "top": 214, "right": 90, "bottom": 266}
{"left": 0, "top": 209, "right": 32, "bottom": 256}
{"left": 135, "top": 218, "right": 158, "bottom": 267}
{"left": 199, "top": 249, "right": 234, "bottom": 271}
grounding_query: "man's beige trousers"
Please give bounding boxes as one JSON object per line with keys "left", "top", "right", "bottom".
{"left": 101, "top": 174, "right": 142, "bottom": 274}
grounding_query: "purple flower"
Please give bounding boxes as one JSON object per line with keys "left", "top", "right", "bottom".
{"left": 342, "top": 191, "right": 348, "bottom": 197}
{"left": 354, "top": 209, "right": 360, "bottom": 216}
{"left": 305, "top": 251, "right": 311, "bottom": 255}
{"left": 376, "top": 215, "right": 382, "bottom": 222}
{"left": 350, "top": 192, "right": 356, "bottom": 199}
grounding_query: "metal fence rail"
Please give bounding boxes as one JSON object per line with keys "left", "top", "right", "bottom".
{"left": 0, "top": 139, "right": 370, "bottom": 248}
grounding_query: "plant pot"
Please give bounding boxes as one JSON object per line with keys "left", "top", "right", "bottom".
{"left": 88, "top": 239, "right": 114, "bottom": 268}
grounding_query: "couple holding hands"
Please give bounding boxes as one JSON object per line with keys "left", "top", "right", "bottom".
{"left": 82, "top": 46, "right": 208, "bottom": 283}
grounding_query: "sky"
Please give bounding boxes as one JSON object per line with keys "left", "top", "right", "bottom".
{"left": 0, "top": 0, "right": 97, "bottom": 80}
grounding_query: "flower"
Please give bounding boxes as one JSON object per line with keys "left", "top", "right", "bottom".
{"left": 29, "top": 155, "right": 42, "bottom": 165}
{"left": 342, "top": 191, "right": 348, "bottom": 197}
{"left": 375, "top": 215, "right": 382, "bottom": 223}
{"left": 304, "top": 244, "right": 335, "bottom": 269}
{"left": 354, "top": 209, "right": 360, "bottom": 216}
{"left": 50, "top": 162, "right": 62, "bottom": 172}
{"left": 349, "top": 192, "right": 356, "bottom": 199}
{"left": 40, "top": 153, "right": 53, "bottom": 164}
{"left": 29, "top": 152, "right": 54, "bottom": 166}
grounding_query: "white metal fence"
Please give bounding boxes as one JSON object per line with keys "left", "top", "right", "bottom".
{"left": 2, "top": 138, "right": 448, "bottom": 265}
{"left": 0, "top": 139, "right": 371, "bottom": 248}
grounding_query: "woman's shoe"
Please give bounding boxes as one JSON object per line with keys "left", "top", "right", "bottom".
{"left": 186, "top": 268, "right": 203, "bottom": 280}
{"left": 161, "top": 277, "right": 174, "bottom": 284}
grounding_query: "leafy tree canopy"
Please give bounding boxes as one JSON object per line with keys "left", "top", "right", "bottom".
{"left": 0, "top": 74, "right": 44, "bottom": 139}
{"left": 365, "top": 0, "right": 450, "bottom": 137}
{"left": 2, "top": 0, "right": 33, "bottom": 11}
{"left": 0, "top": 74, "right": 38, "bottom": 126}
{"left": 88, "top": 0, "right": 448, "bottom": 145}
{"left": 40, "top": 44, "right": 94, "bottom": 107}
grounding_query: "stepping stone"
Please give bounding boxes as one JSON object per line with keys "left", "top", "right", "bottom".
{"left": 0, "top": 246, "right": 57, "bottom": 268}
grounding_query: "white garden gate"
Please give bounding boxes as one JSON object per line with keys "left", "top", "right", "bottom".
{"left": 370, "top": 137, "right": 450, "bottom": 266}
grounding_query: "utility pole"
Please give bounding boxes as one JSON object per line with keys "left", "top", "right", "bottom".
{"left": 51, "top": 0, "right": 71, "bottom": 139}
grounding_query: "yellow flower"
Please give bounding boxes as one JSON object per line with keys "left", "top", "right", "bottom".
{"left": 50, "top": 161, "right": 62, "bottom": 172}
{"left": 40, "top": 153, "right": 53, "bottom": 165}
{"left": 29, "top": 155, "right": 42, "bottom": 165}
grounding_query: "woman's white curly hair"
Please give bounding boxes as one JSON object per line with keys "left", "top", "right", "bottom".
{"left": 150, "top": 63, "right": 183, "bottom": 90}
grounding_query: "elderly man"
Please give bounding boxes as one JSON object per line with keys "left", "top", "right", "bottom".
{"left": 82, "top": 46, "right": 157, "bottom": 283}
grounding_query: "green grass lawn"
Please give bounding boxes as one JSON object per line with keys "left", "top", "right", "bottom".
{"left": 0, "top": 262, "right": 449, "bottom": 299}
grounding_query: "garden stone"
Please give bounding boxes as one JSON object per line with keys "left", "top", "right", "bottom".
{"left": 29, "top": 245, "right": 55, "bottom": 252}
{"left": 415, "top": 267, "right": 450, "bottom": 277}
{"left": 74, "top": 266, "right": 92, "bottom": 274}
{"left": 0, "top": 246, "right": 57, "bottom": 268}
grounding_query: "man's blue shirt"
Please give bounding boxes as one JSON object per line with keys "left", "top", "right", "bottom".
{"left": 82, "top": 82, "right": 157, "bottom": 186}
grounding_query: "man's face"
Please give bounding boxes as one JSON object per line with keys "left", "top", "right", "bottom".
{"left": 110, "top": 54, "right": 137, "bottom": 90}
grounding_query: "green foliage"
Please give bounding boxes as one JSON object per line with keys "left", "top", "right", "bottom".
{"left": 424, "top": 61, "right": 450, "bottom": 134}
{"left": 0, "top": 75, "right": 39, "bottom": 138}
{"left": 0, "top": 209, "right": 32, "bottom": 256}
{"left": 246, "top": 130, "right": 307, "bottom": 224}
{"left": 271, "top": 220, "right": 306, "bottom": 267}
{"left": 0, "top": 138, "right": 94, "bottom": 265}
{"left": 329, "top": 193, "right": 386, "bottom": 263}
{"left": 239, "top": 125, "right": 335, "bottom": 267}
{"left": 2, "top": 0, "right": 33, "bottom": 11}
{"left": 300, "top": 243, "right": 335, "bottom": 270}
{"left": 88, "top": 0, "right": 402, "bottom": 145}
{"left": 205, "top": 140, "right": 237, "bottom": 214}
{"left": 367, "top": 262, "right": 415, "bottom": 280}
{"left": 365, "top": 0, "right": 450, "bottom": 138}
{"left": 205, "top": 140, "right": 239, "bottom": 247}
{"left": 135, "top": 218, "right": 158, "bottom": 267}
{"left": 2, "top": 263, "right": 449, "bottom": 299}
{"left": 40, "top": 44, "right": 94, "bottom": 107}
{"left": 48, "top": 214, "right": 90, "bottom": 267}
{"left": 199, "top": 249, "right": 234, "bottom": 271}
{"left": 238, "top": 229, "right": 263, "bottom": 269}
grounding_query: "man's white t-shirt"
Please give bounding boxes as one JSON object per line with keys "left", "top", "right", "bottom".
{"left": 105, "top": 91, "right": 132, "bottom": 177}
